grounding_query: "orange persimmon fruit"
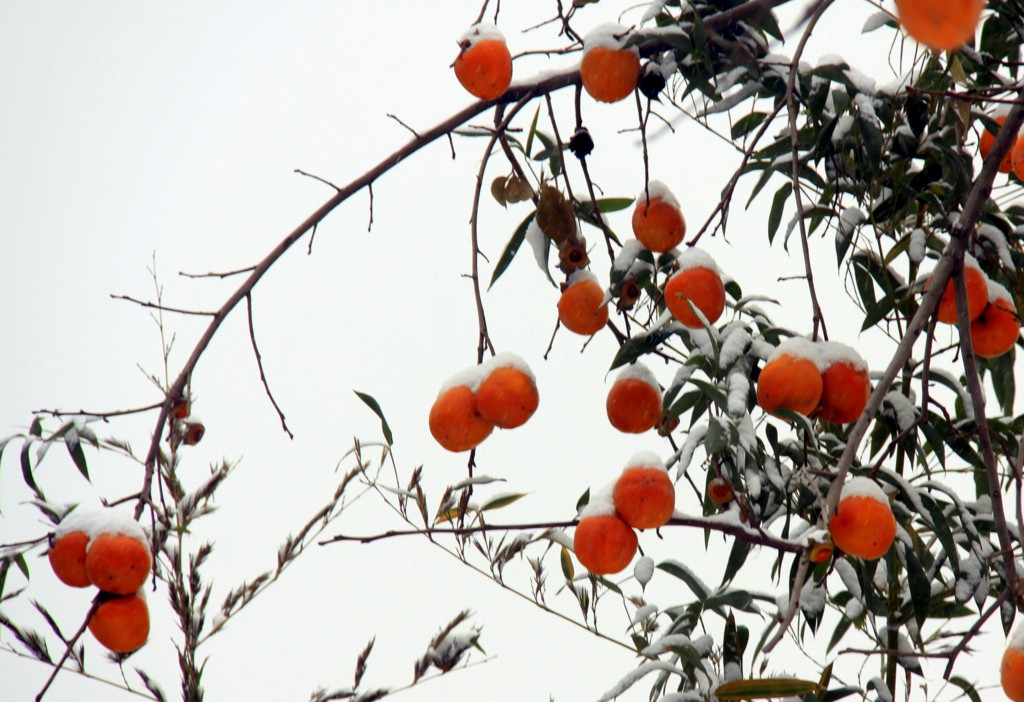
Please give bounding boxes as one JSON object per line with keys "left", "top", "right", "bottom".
{"left": 88, "top": 592, "right": 150, "bottom": 654}
{"left": 86, "top": 532, "right": 153, "bottom": 596}
{"left": 829, "top": 477, "right": 897, "bottom": 560}
{"left": 453, "top": 25, "right": 512, "bottom": 100}
{"left": 1003, "top": 637, "right": 1024, "bottom": 702}
{"left": 817, "top": 342, "right": 871, "bottom": 424}
{"left": 580, "top": 24, "right": 640, "bottom": 103}
{"left": 756, "top": 339, "right": 823, "bottom": 417}
{"left": 558, "top": 272, "right": 609, "bottom": 336}
{"left": 1013, "top": 135, "right": 1024, "bottom": 182}
{"left": 663, "top": 250, "right": 725, "bottom": 329}
{"left": 970, "top": 281, "right": 1020, "bottom": 358}
{"left": 926, "top": 258, "right": 988, "bottom": 324}
{"left": 429, "top": 384, "right": 494, "bottom": 452}
{"left": 606, "top": 364, "right": 662, "bottom": 434}
{"left": 476, "top": 359, "right": 539, "bottom": 429}
{"left": 979, "top": 113, "right": 1014, "bottom": 174}
{"left": 632, "top": 181, "right": 686, "bottom": 253}
{"left": 48, "top": 531, "right": 91, "bottom": 588}
{"left": 893, "top": 0, "right": 985, "bottom": 52}
{"left": 573, "top": 513, "right": 638, "bottom": 575}
{"left": 612, "top": 453, "right": 675, "bottom": 530}
{"left": 707, "top": 477, "right": 735, "bottom": 507}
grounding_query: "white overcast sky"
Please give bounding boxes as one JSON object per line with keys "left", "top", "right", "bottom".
{"left": 0, "top": 2, "right": 1012, "bottom": 701}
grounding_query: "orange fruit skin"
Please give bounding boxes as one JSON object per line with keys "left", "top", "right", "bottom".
{"left": 1003, "top": 645, "right": 1024, "bottom": 702}
{"left": 476, "top": 366, "right": 539, "bottom": 429}
{"left": 85, "top": 533, "right": 153, "bottom": 596}
{"left": 664, "top": 267, "right": 725, "bottom": 329}
{"left": 929, "top": 266, "right": 988, "bottom": 324}
{"left": 573, "top": 514, "right": 638, "bottom": 575}
{"left": 580, "top": 46, "right": 640, "bottom": 103}
{"left": 979, "top": 115, "right": 1014, "bottom": 173}
{"left": 808, "top": 542, "right": 833, "bottom": 564}
{"left": 613, "top": 467, "right": 675, "bottom": 529}
{"left": 606, "top": 378, "right": 662, "bottom": 434}
{"left": 818, "top": 361, "right": 871, "bottom": 424}
{"left": 49, "top": 531, "right": 92, "bottom": 588}
{"left": 454, "top": 38, "right": 512, "bottom": 101}
{"left": 829, "top": 494, "right": 897, "bottom": 560}
{"left": 632, "top": 198, "right": 686, "bottom": 253}
{"left": 893, "top": 0, "right": 984, "bottom": 52}
{"left": 1013, "top": 137, "right": 1024, "bottom": 181}
{"left": 429, "top": 386, "right": 494, "bottom": 452}
{"left": 707, "top": 477, "right": 734, "bottom": 507}
{"left": 756, "top": 354, "right": 823, "bottom": 417}
{"left": 970, "top": 298, "right": 1020, "bottom": 358}
{"left": 88, "top": 593, "right": 150, "bottom": 654}
{"left": 558, "top": 279, "right": 609, "bottom": 336}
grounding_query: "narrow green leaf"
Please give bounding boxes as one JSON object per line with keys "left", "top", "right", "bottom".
{"left": 481, "top": 493, "right": 526, "bottom": 511}
{"left": 767, "top": 182, "right": 791, "bottom": 244}
{"left": 19, "top": 442, "right": 44, "bottom": 501}
{"left": 560, "top": 546, "right": 574, "bottom": 581}
{"left": 575, "top": 198, "right": 633, "bottom": 217}
{"left": 903, "top": 545, "right": 930, "bottom": 629}
{"left": 715, "top": 678, "right": 819, "bottom": 699}
{"left": 64, "top": 432, "right": 89, "bottom": 482}
{"left": 14, "top": 554, "right": 29, "bottom": 579}
{"left": 721, "top": 539, "right": 751, "bottom": 586}
{"left": 353, "top": 391, "right": 393, "bottom": 445}
{"left": 657, "top": 560, "right": 711, "bottom": 599}
{"left": 28, "top": 417, "right": 42, "bottom": 437}
{"left": 489, "top": 212, "right": 535, "bottom": 290}
{"left": 731, "top": 112, "right": 768, "bottom": 140}
{"left": 946, "top": 676, "right": 982, "bottom": 702}
{"left": 524, "top": 104, "right": 541, "bottom": 161}
{"left": 575, "top": 488, "right": 590, "bottom": 512}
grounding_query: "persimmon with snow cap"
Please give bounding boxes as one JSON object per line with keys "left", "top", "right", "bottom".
{"left": 1003, "top": 625, "right": 1024, "bottom": 702}
{"left": 429, "top": 369, "right": 494, "bottom": 453}
{"left": 573, "top": 487, "right": 638, "bottom": 575}
{"left": 85, "top": 514, "right": 152, "bottom": 596}
{"left": 612, "top": 452, "right": 674, "bottom": 530}
{"left": 663, "top": 249, "right": 725, "bottom": 329}
{"left": 829, "top": 477, "right": 897, "bottom": 561}
{"left": 557, "top": 270, "right": 608, "bottom": 336}
{"left": 817, "top": 341, "right": 871, "bottom": 424}
{"left": 453, "top": 24, "right": 512, "bottom": 100}
{"left": 606, "top": 363, "right": 662, "bottom": 434}
{"left": 755, "top": 337, "right": 824, "bottom": 418}
{"left": 579, "top": 24, "right": 640, "bottom": 104}
{"left": 893, "top": 0, "right": 985, "bottom": 52}
{"left": 925, "top": 254, "right": 988, "bottom": 324}
{"left": 632, "top": 181, "right": 686, "bottom": 253}
{"left": 475, "top": 353, "right": 539, "bottom": 429}
{"left": 970, "top": 280, "right": 1019, "bottom": 359}
{"left": 48, "top": 524, "right": 91, "bottom": 588}
{"left": 88, "top": 591, "right": 150, "bottom": 654}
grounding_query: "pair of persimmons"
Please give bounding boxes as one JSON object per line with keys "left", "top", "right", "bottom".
{"left": 455, "top": 22, "right": 645, "bottom": 106}
{"left": 929, "top": 256, "right": 1020, "bottom": 358}
{"left": 48, "top": 508, "right": 153, "bottom": 654}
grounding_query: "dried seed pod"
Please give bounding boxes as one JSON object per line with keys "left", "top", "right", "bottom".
{"left": 638, "top": 62, "right": 666, "bottom": 101}
{"left": 558, "top": 238, "right": 590, "bottom": 273}
{"left": 503, "top": 175, "right": 534, "bottom": 203}
{"left": 182, "top": 421, "right": 206, "bottom": 446}
{"left": 568, "top": 127, "right": 594, "bottom": 159}
{"left": 536, "top": 185, "right": 576, "bottom": 245}
{"left": 616, "top": 277, "right": 642, "bottom": 310}
{"left": 490, "top": 175, "right": 509, "bottom": 206}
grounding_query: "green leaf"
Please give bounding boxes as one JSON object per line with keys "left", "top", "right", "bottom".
{"left": 575, "top": 198, "right": 633, "bottom": 217}
{"left": 64, "top": 431, "right": 89, "bottom": 481}
{"left": 732, "top": 112, "right": 768, "bottom": 140}
{"left": 560, "top": 546, "right": 574, "bottom": 581}
{"left": 575, "top": 488, "right": 590, "bottom": 512}
{"left": 15, "top": 554, "right": 29, "bottom": 579}
{"left": 714, "top": 678, "right": 819, "bottom": 699}
{"left": 767, "top": 182, "right": 792, "bottom": 244}
{"left": 481, "top": 493, "right": 526, "bottom": 511}
{"left": 353, "top": 391, "right": 393, "bottom": 445}
{"left": 721, "top": 539, "right": 752, "bottom": 586}
{"left": 524, "top": 105, "right": 541, "bottom": 162}
{"left": 489, "top": 212, "right": 535, "bottom": 290}
{"left": 987, "top": 351, "right": 1016, "bottom": 416}
{"left": 705, "top": 417, "right": 728, "bottom": 454}
{"left": 946, "top": 676, "right": 982, "bottom": 702}
{"left": 904, "top": 545, "right": 930, "bottom": 629}
{"left": 657, "top": 560, "right": 710, "bottom": 599}
{"left": 19, "top": 442, "right": 44, "bottom": 502}
{"left": 28, "top": 417, "right": 42, "bottom": 437}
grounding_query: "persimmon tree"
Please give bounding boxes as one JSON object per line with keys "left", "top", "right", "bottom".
{"left": 3, "top": 1, "right": 1024, "bottom": 701}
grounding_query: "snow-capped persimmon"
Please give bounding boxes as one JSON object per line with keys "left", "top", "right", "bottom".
{"left": 579, "top": 24, "right": 640, "bottom": 104}
{"left": 574, "top": 513, "right": 638, "bottom": 575}
{"left": 756, "top": 338, "right": 823, "bottom": 418}
{"left": 1003, "top": 630, "right": 1024, "bottom": 702}
{"left": 632, "top": 181, "right": 686, "bottom": 253}
{"left": 829, "top": 477, "right": 897, "bottom": 561}
{"left": 817, "top": 342, "right": 871, "bottom": 424}
{"left": 606, "top": 363, "right": 662, "bottom": 434}
{"left": 925, "top": 256, "right": 988, "bottom": 324}
{"left": 970, "top": 281, "right": 1020, "bottom": 359}
{"left": 893, "top": 0, "right": 985, "bottom": 52}
{"left": 979, "top": 112, "right": 1014, "bottom": 173}
{"left": 475, "top": 354, "right": 539, "bottom": 429}
{"left": 612, "top": 452, "right": 674, "bottom": 530}
{"left": 429, "top": 383, "right": 494, "bottom": 453}
{"left": 48, "top": 530, "right": 91, "bottom": 588}
{"left": 86, "top": 532, "right": 153, "bottom": 596}
{"left": 663, "top": 249, "right": 725, "bottom": 329}
{"left": 453, "top": 24, "right": 512, "bottom": 100}
{"left": 558, "top": 270, "right": 608, "bottom": 336}
{"left": 88, "top": 592, "right": 150, "bottom": 654}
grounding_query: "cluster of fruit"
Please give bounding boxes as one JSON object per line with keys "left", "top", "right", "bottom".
{"left": 926, "top": 255, "right": 1021, "bottom": 359}
{"left": 573, "top": 452, "right": 675, "bottom": 575}
{"left": 48, "top": 508, "right": 152, "bottom": 653}
{"left": 428, "top": 353, "right": 539, "bottom": 452}
{"left": 756, "top": 337, "right": 871, "bottom": 423}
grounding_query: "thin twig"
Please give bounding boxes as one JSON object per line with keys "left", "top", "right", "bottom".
{"left": 245, "top": 293, "right": 293, "bottom": 439}
{"left": 111, "top": 295, "right": 217, "bottom": 317}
